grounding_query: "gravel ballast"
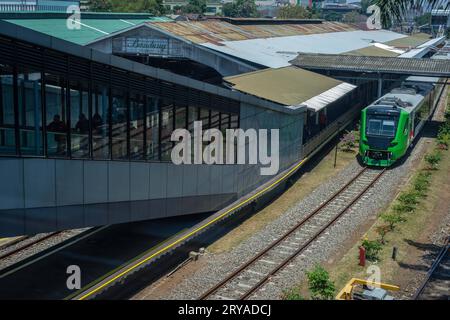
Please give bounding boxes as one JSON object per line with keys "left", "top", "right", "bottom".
{"left": 162, "top": 138, "right": 430, "bottom": 300}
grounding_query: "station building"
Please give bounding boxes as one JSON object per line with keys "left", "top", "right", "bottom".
{"left": 0, "top": 13, "right": 446, "bottom": 236}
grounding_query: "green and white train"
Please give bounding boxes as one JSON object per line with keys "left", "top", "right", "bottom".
{"left": 360, "top": 76, "right": 444, "bottom": 167}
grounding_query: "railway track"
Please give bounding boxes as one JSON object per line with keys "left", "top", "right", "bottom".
{"left": 413, "top": 237, "right": 449, "bottom": 300}
{"left": 199, "top": 166, "right": 386, "bottom": 300}
{"left": 0, "top": 232, "right": 61, "bottom": 261}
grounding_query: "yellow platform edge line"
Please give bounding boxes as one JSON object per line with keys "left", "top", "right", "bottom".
{"left": 76, "top": 157, "right": 308, "bottom": 300}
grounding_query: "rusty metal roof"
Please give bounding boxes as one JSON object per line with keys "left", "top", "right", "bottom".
{"left": 290, "top": 53, "right": 450, "bottom": 77}
{"left": 148, "top": 20, "right": 357, "bottom": 45}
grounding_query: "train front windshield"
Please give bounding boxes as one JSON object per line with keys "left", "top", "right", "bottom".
{"left": 366, "top": 115, "right": 398, "bottom": 138}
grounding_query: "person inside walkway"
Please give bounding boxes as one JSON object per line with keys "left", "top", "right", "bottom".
{"left": 47, "top": 114, "right": 67, "bottom": 155}
{"left": 75, "top": 113, "right": 89, "bottom": 153}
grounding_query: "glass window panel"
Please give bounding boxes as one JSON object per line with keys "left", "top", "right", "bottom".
{"left": 70, "top": 80, "right": 89, "bottom": 158}
{"left": 220, "top": 113, "right": 230, "bottom": 133}
{"left": 160, "top": 99, "right": 174, "bottom": 161}
{"left": 17, "top": 67, "right": 43, "bottom": 156}
{"left": 146, "top": 96, "right": 159, "bottom": 161}
{"left": 45, "top": 73, "right": 68, "bottom": 157}
{"left": 230, "top": 113, "right": 239, "bottom": 129}
{"left": 188, "top": 106, "right": 199, "bottom": 133}
{"left": 111, "top": 88, "right": 128, "bottom": 160}
{"left": 175, "top": 106, "right": 187, "bottom": 130}
{"left": 0, "top": 63, "right": 15, "bottom": 155}
{"left": 92, "top": 84, "right": 110, "bottom": 159}
{"left": 210, "top": 110, "right": 220, "bottom": 129}
{"left": 130, "top": 93, "right": 145, "bottom": 160}
{"left": 199, "top": 108, "right": 210, "bottom": 131}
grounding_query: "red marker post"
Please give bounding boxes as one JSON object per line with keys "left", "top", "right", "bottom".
{"left": 359, "top": 246, "right": 366, "bottom": 267}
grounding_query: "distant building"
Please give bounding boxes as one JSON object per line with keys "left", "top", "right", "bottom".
{"left": 0, "top": 0, "right": 79, "bottom": 12}
{"left": 163, "top": 0, "right": 223, "bottom": 15}
{"left": 431, "top": 9, "right": 450, "bottom": 35}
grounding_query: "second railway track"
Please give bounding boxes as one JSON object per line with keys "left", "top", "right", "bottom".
{"left": 199, "top": 166, "right": 386, "bottom": 300}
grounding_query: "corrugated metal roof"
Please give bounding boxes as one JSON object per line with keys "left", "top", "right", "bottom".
{"left": 3, "top": 13, "right": 171, "bottom": 45}
{"left": 148, "top": 20, "right": 357, "bottom": 44}
{"left": 200, "top": 30, "right": 406, "bottom": 68}
{"left": 224, "top": 66, "right": 356, "bottom": 111}
{"left": 290, "top": 53, "right": 450, "bottom": 77}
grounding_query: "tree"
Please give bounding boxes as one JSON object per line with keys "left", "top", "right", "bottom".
{"left": 222, "top": 0, "right": 258, "bottom": 18}
{"left": 180, "top": 0, "right": 207, "bottom": 14}
{"left": 277, "top": 5, "right": 318, "bottom": 19}
{"left": 381, "top": 213, "right": 405, "bottom": 231}
{"left": 361, "top": 239, "right": 383, "bottom": 261}
{"left": 374, "top": 0, "right": 449, "bottom": 26}
{"left": 342, "top": 10, "right": 360, "bottom": 23}
{"left": 306, "top": 265, "right": 335, "bottom": 300}
{"left": 89, "top": 0, "right": 112, "bottom": 12}
{"left": 375, "top": 225, "right": 390, "bottom": 244}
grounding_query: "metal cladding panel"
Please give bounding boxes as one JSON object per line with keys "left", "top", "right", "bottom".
{"left": 84, "top": 203, "right": 108, "bottom": 226}
{"left": 108, "top": 201, "right": 131, "bottom": 224}
{"left": 149, "top": 162, "right": 168, "bottom": 199}
{"left": 56, "top": 205, "right": 85, "bottom": 230}
{"left": 182, "top": 164, "right": 198, "bottom": 197}
{"left": 68, "top": 55, "right": 90, "bottom": 79}
{"left": 55, "top": 160, "right": 83, "bottom": 206}
{"left": 130, "top": 162, "right": 150, "bottom": 201}
{"left": 0, "top": 159, "right": 24, "bottom": 210}
{"left": 0, "top": 36, "right": 16, "bottom": 64}
{"left": 0, "top": 210, "right": 25, "bottom": 236}
{"left": 166, "top": 164, "right": 183, "bottom": 198}
{"left": 83, "top": 161, "right": 108, "bottom": 204}
{"left": 108, "top": 162, "right": 130, "bottom": 202}
{"left": 23, "top": 159, "right": 56, "bottom": 208}
{"left": 25, "top": 207, "right": 57, "bottom": 234}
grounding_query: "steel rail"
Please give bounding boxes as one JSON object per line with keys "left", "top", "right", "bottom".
{"left": 412, "top": 237, "right": 449, "bottom": 300}
{"left": 0, "top": 232, "right": 61, "bottom": 260}
{"left": 199, "top": 167, "right": 385, "bottom": 300}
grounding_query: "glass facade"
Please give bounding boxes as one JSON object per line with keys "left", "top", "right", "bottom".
{"left": 0, "top": 40, "right": 240, "bottom": 162}
{"left": 0, "top": 63, "right": 15, "bottom": 154}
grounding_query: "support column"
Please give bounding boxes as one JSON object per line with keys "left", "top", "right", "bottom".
{"left": 377, "top": 73, "right": 383, "bottom": 98}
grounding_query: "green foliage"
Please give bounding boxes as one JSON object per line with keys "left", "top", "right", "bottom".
{"left": 180, "top": 0, "right": 207, "bottom": 14}
{"left": 340, "top": 131, "right": 357, "bottom": 152}
{"left": 393, "top": 202, "right": 415, "bottom": 214}
{"left": 361, "top": 239, "right": 382, "bottom": 261}
{"left": 425, "top": 152, "right": 442, "bottom": 170}
{"left": 375, "top": 225, "right": 390, "bottom": 244}
{"left": 414, "top": 12, "right": 431, "bottom": 26}
{"left": 89, "top": 0, "right": 113, "bottom": 11}
{"left": 90, "top": 0, "right": 166, "bottom": 15}
{"left": 374, "top": 0, "right": 448, "bottom": 26}
{"left": 398, "top": 192, "right": 419, "bottom": 206}
{"left": 413, "top": 171, "right": 432, "bottom": 197}
{"left": 277, "top": 5, "right": 319, "bottom": 19}
{"left": 381, "top": 212, "right": 406, "bottom": 230}
{"left": 223, "top": 0, "right": 258, "bottom": 18}
{"left": 306, "top": 265, "right": 335, "bottom": 300}
{"left": 342, "top": 10, "right": 360, "bottom": 23}
{"left": 283, "top": 288, "right": 304, "bottom": 300}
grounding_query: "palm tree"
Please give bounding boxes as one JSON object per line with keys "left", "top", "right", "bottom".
{"left": 374, "top": 0, "right": 449, "bottom": 26}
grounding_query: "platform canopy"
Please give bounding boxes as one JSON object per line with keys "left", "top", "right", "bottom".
{"left": 290, "top": 53, "right": 450, "bottom": 77}
{"left": 224, "top": 66, "right": 356, "bottom": 112}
